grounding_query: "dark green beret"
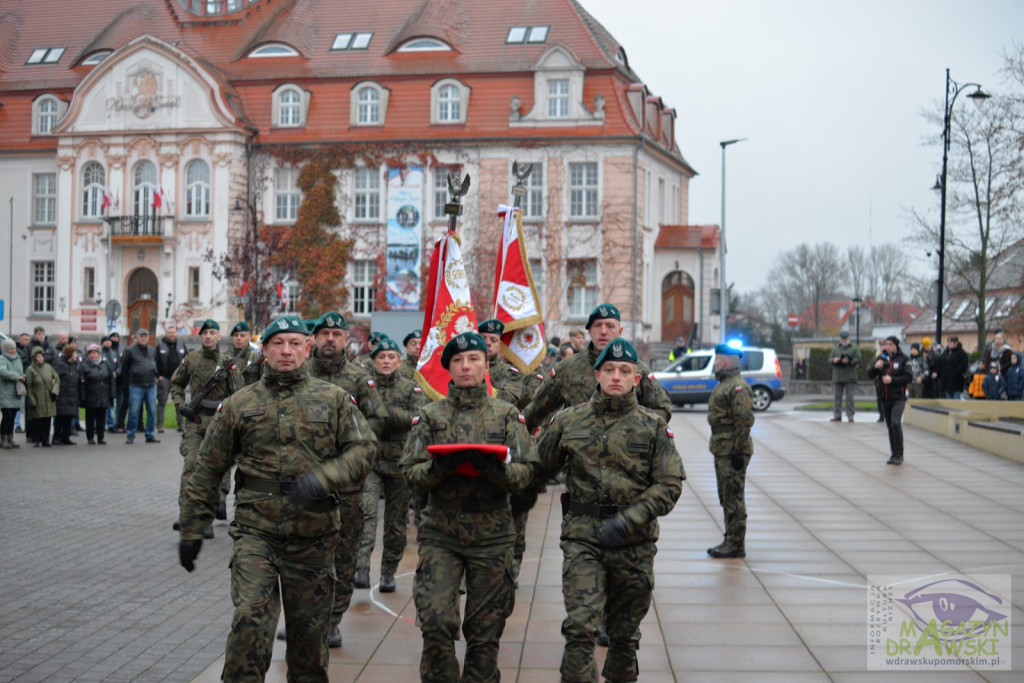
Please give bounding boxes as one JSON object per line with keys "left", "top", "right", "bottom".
{"left": 478, "top": 318, "right": 504, "bottom": 335}
{"left": 594, "top": 337, "right": 639, "bottom": 368}
{"left": 230, "top": 321, "right": 251, "bottom": 336}
{"left": 403, "top": 330, "right": 422, "bottom": 347}
{"left": 370, "top": 337, "right": 402, "bottom": 358}
{"left": 199, "top": 319, "right": 220, "bottom": 333}
{"left": 368, "top": 332, "right": 382, "bottom": 345}
{"left": 312, "top": 311, "right": 347, "bottom": 333}
{"left": 714, "top": 343, "right": 743, "bottom": 358}
{"left": 586, "top": 303, "right": 621, "bottom": 330}
{"left": 303, "top": 319, "right": 316, "bottom": 333}
{"left": 262, "top": 315, "right": 309, "bottom": 342}
{"left": 441, "top": 331, "right": 487, "bottom": 369}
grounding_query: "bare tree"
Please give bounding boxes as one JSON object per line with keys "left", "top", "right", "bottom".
{"left": 766, "top": 242, "right": 842, "bottom": 333}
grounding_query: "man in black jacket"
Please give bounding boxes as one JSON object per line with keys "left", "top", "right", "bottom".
{"left": 934, "top": 335, "right": 969, "bottom": 399}
{"left": 866, "top": 336, "right": 912, "bottom": 465}
{"left": 121, "top": 329, "right": 160, "bottom": 445}
{"left": 101, "top": 334, "right": 123, "bottom": 431}
{"left": 156, "top": 325, "right": 188, "bottom": 433}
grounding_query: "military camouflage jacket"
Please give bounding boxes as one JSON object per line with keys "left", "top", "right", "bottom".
{"left": 537, "top": 390, "right": 684, "bottom": 544}
{"left": 524, "top": 342, "right": 671, "bottom": 430}
{"left": 488, "top": 355, "right": 527, "bottom": 409}
{"left": 235, "top": 345, "right": 264, "bottom": 386}
{"left": 170, "top": 347, "right": 241, "bottom": 429}
{"left": 707, "top": 367, "right": 755, "bottom": 456}
{"left": 371, "top": 367, "right": 430, "bottom": 476}
{"left": 397, "top": 355, "right": 418, "bottom": 380}
{"left": 179, "top": 365, "right": 375, "bottom": 541}
{"left": 308, "top": 349, "right": 387, "bottom": 439}
{"left": 400, "top": 382, "right": 538, "bottom": 546}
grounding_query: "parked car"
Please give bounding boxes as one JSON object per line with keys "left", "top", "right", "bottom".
{"left": 654, "top": 346, "right": 786, "bottom": 411}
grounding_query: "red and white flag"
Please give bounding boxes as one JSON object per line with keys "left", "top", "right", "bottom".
{"left": 276, "top": 274, "right": 290, "bottom": 310}
{"left": 493, "top": 205, "right": 546, "bottom": 373}
{"left": 100, "top": 187, "right": 113, "bottom": 211}
{"left": 416, "top": 231, "right": 490, "bottom": 400}
{"left": 151, "top": 184, "right": 165, "bottom": 210}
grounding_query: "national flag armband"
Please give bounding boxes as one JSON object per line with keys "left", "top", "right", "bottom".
{"left": 665, "top": 427, "right": 674, "bottom": 438}
{"left": 350, "top": 395, "right": 358, "bottom": 405}
{"left": 517, "top": 413, "right": 526, "bottom": 424}
{"left": 509, "top": 367, "right": 520, "bottom": 375}
{"left": 367, "top": 379, "right": 376, "bottom": 388}
{"left": 550, "top": 368, "right": 556, "bottom": 377}
{"left": 413, "top": 386, "right": 423, "bottom": 393}
{"left": 411, "top": 416, "right": 420, "bottom": 425}
{"left": 735, "top": 386, "right": 744, "bottom": 392}
{"left": 647, "top": 372, "right": 655, "bottom": 381}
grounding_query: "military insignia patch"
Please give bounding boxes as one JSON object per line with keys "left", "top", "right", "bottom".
{"left": 550, "top": 368, "right": 556, "bottom": 377}
{"left": 412, "top": 416, "right": 420, "bottom": 425}
{"left": 666, "top": 427, "right": 674, "bottom": 438}
{"left": 307, "top": 404, "right": 329, "bottom": 423}
{"left": 735, "top": 386, "right": 744, "bottom": 392}
{"left": 599, "top": 306, "right": 609, "bottom": 317}
{"left": 647, "top": 373, "right": 655, "bottom": 381}
{"left": 456, "top": 335, "right": 469, "bottom": 350}
{"left": 413, "top": 386, "right": 423, "bottom": 393}
{"left": 367, "top": 379, "right": 375, "bottom": 388}
{"left": 611, "top": 342, "right": 623, "bottom": 358}
{"left": 518, "top": 414, "right": 526, "bottom": 424}
{"left": 350, "top": 396, "right": 358, "bottom": 405}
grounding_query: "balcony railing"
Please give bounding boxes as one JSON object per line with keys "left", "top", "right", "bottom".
{"left": 106, "top": 215, "right": 174, "bottom": 238}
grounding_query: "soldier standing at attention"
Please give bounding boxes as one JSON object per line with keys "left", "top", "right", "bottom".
{"left": 171, "top": 320, "right": 240, "bottom": 537}
{"left": 230, "top": 321, "right": 263, "bottom": 386}
{"left": 706, "top": 344, "right": 755, "bottom": 559}
{"left": 478, "top": 318, "right": 527, "bottom": 409}
{"left": 398, "top": 329, "right": 422, "bottom": 380}
{"left": 524, "top": 304, "right": 671, "bottom": 431}
{"left": 178, "top": 315, "right": 374, "bottom": 682}
{"left": 535, "top": 337, "right": 683, "bottom": 682}
{"left": 400, "top": 331, "right": 537, "bottom": 682}
{"left": 355, "top": 337, "right": 429, "bottom": 592}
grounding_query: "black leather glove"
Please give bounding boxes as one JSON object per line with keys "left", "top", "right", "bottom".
{"left": 730, "top": 452, "right": 746, "bottom": 471}
{"left": 286, "top": 472, "right": 327, "bottom": 508}
{"left": 469, "top": 450, "right": 498, "bottom": 473}
{"left": 179, "top": 539, "right": 203, "bottom": 572}
{"left": 436, "top": 451, "right": 464, "bottom": 471}
{"left": 597, "top": 515, "right": 631, "bottom": 548}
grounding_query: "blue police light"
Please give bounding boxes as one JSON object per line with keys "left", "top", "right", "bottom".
{"left": 726, "top": 338, "right": 743, "bottom": 350}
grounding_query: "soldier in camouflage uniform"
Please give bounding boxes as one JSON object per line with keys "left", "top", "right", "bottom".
{"left": 535, "top": 337, "right": 684, "bottom": 682}
{"left": 302, "top": 311, "right": 386, "bottom": 647}
{"left": 706, "top": 344, "right": 754, "bottom": 559}
{"left": 355, "top": 337, "right": 429, "bottom": 592}
{"left": 230, "top": 321, "right": 264, "bottom": 386}
{"left": 178, "top": 314, "right": 375, "bottom": 682}
{"left": 525, "top": 303, "right": 671, "bottom": 431}
{"left": 478, "top": 318, "right": 527, "bottom": 409}
{"left": 400, "top": 331, "right": 538, "bottom": 682}
{"left": 171, "top": 319, "right": 241, "bottom": 537}
{"left": 398, "top": 329, "right": 422, "bottom": 380}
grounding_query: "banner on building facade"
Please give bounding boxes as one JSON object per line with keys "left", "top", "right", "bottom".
{"left": 385, "top": 165, "right": 423, "bottom": 311}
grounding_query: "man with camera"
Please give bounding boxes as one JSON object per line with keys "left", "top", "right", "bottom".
{"left": 830, "top": 330, "right": 861, "bottom": 423}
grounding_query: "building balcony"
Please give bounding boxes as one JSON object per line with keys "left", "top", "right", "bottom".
{"left": 106, "top": 215, "right": 174, "bottom": 244}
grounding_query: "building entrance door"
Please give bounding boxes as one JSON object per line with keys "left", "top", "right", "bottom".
{"left": 126, "top": 267, "right": 158, "bottom": 345}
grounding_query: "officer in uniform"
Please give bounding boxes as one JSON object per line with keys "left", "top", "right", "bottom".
{"left": 535, "top": 337, "right": 684, "bottom": 683}
{"left": 355, "top": 337, "right": 429, "bottom": 592}
{"left": 177, "top": 314, "right": 375, "bottom": 683}
{"left": 230, "top": 321, "right": 264, "bottom": 386}
{"left": 171, "top": 319, "right": 241, "bottom": 537}
{"left": 400, "top": 331, "right": 538, "bottom": 682}
{"left": 298, "top": 311, "right": 386, "bottom": 647}
{"left": 706, "top": 344, "right": 755, "bottom": 559}
{"left": 525, "top": 303, "right": 671, "bottom": 431}
{"left": 478, "top": 318, "right": 527, "bottom": 409}
{"left": 398, "top": 329, "right": 422, "bottom": 380}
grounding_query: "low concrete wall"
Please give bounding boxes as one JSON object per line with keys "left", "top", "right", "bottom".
{"left": 904, "top": 399, "right": 1024, "bottom": 464}
{"left": 787, "top": 380, "right": 878, "bottom": 397}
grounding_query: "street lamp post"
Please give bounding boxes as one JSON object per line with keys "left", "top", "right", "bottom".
{"left": 934, "top": 68, "right": 989, "bottom": 344}
{"left": 852, "top": 296, "right": 863, "bottom": 348}
{"left": 232, "top": 197, "right": 260, "bottom": 328}
{"left": 719, "top": 138, "right": 747, "bottom": 343}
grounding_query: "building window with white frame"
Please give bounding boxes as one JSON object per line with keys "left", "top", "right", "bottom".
{"left": 357, "top": 86, "right": 380, "bottom": 124}
{"left": 81, "top": 161, "right": 104, "bottom": 219}
{"left": 569, "top": 162, "right": 598, "bottom": 219}
{"left": 279, "top": 88, "right": 301, "bottom": 126}
{"left": 351, "top": 260, "right": 378, "bottom": 315}
{"left": 32, "top": 261, "right": 55, "bottom": 315}
{"left": 133, "top": 161, "right": 157, "bottom": 216}
{"left": 33, "top": 173, "right": 56, "bottom": 224}
{"left": 354, "top": 168, "right": 380, "bottom": 220}
{"left": 437, "top": 84, "right": 460, "bottom": 122}
{"left": 521, "top": 163, "right": 544, "bottom": 219}
{"left": 83, "top": 267, "right": 96, "bottom": 302}
{"left": 185, "top": 160, "right": 210, "bottom": 217}
{"left": 188, "top": 267, "right": 201, "bottom": 301}
{"left": 566, "top": 258, "right": 598, "bottom": 318}
{"left": 37, "top": 97, "right": 60, "bottom": 134}
{"left": 547, "top": 79, "right": 569, "bottom": 118}
{"left": 433, "top": 165, "right": 462, "bottom": 219}
{"left": 275, "top": 167, "right": 301, "bottom": 222}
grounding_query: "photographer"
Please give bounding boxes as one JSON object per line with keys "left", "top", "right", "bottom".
{"left": 829, "top": 330, "right": 861, "bottom": 422}
{"left": 866, "top": 336, "right": 912, "bottom": 465}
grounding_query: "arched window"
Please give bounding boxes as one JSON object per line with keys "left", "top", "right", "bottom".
{"left": 81, "top": 161, "right": 105, "bottom": 219}
{"left": 38, "top": 97, "right": 60, "bottom": 134}
{"left": 279, "top": 89, "right": 301, "bottom": 126}
{"left": 133, "top": 161, "right": 157, "bottom": 216}
{"left": 437, "top": 84, "right": 461, "bottom": 122}
{"left": 249, "top": 44, "right": 299, "bottom": 58}
{"left": 185, "top": 160, "right": 210, "bottom": 217}
{"left": 357, "top": 86, "right": 379, "bottom": 124}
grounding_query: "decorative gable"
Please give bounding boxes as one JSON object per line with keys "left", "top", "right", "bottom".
{"left": 511, "top": 44, "right": 603, "bottom": 128}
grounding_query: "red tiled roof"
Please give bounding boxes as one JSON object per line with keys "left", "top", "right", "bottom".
{"left": 655, "top": 224, "right": 720, "bottom": 250}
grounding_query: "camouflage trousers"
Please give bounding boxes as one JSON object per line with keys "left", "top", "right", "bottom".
{"left": 357, "top": 470, "right": 411, "bottom": 574}
{"left": 511, "top": 508, "right": 528, "bottom": 581}
{"left": 559, "top": 539, "right": 654, "bottom": 682}
{"left": 332, "top": 491, "right": 363, "bottom": 624}
{"left": 414, "top": 539, "right": 516, "bottom": 682}
{"left": 178, "top": 424, "right": 230, "bottom": 512}
{"left": 223, "top": 525, "right": 338, "bottom": 682}
{"left": 713, "top": 453, "right": 750, "bottom": 546}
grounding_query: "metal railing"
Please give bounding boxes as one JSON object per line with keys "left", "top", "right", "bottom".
{"left": 107, "top": 215, "right": 173, "bottom": 238}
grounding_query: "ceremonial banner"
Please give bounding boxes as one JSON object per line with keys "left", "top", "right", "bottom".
{"left": 385, "top": 165, "right": 423, "bottom": 310}
{"left": 493, "top": 205, "right": 546, "bottom": 373}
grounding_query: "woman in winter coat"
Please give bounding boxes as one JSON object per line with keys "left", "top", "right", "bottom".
{"left": 79, "top": 343, "right": 116, "bottom": 444}
{"left": 52, "top": 344, "right": 81, "bottom": 446}
{"left": 25, "top": 347, "right": 58, "bottom": 447}
{"left": 0, "top": 339, "right": 26, "bottom": 449}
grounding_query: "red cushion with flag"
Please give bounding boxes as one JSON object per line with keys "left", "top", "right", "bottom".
{"left": 427, "top": 443, "right": 511, "bottom": 477}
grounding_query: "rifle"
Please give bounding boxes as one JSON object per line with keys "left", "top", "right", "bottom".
{"left": 241, "top": 350, "right": 266, "bottom": 383}
{"left": 180, "top": 346, "right": 249, "bottom": 424}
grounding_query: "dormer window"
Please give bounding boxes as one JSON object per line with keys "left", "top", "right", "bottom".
{"left": 27, "top": 47, "right": 65, "bottom": 65}
{"left": 249, "top": 44, "right": 299, "bottom": 58}
{"left": 399, "top": 38, "right": 451, "bottom": 52}
{"left": 547, "top": 79, "right": 569, "bottom": 118}
{"left": 431, "top": 79, "right": 470, "bottom": 125}
{"left": 506, "top": 26, "right": 548, "bottom": 44}
{"left": 272, "top": 84, "right": 310, "bottom": 128}
{"left": 512, "top": 46, "right": 601, "bottom": 128}
{"left": 351, "top": 82, "right": 389, "bottom": 126}
{"left": 332, "top": 33, "right": 373, "bottom": 51}
{"left": 81, "top": 51, "right": 111, "bottom": 66}
{"left": 33, "top": 95, "right": 67, "bottom": 135}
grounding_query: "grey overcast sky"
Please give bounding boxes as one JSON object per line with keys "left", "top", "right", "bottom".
{"left": 581, "top": 0, "right": 1024, "bottom": 296}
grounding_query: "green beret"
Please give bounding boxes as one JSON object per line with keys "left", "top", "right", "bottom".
{"left": 714, "top": 343, "right": 743, "bottom": 358}
{"left": 312, "top": 312, "right": 347, "bottom": 333}
{"left": 368, "top": 332, "right": 382, "bottom": 345}
{"left": 441, "top": 331, "right": 488, "bottom": 369}
{"left": 370, "top": 337, "right": 402, "bottom": 358}
{"left": 478, "top": 319, "right": 505, "bottom": 335}
{"left": 199, "top": 319, "right": 220, "bottom": 333}
{"left": 230, "top": 321, "right": 251, "bottom": 336}
{"left": 403, "top": 330, "right": 422, "bottom": 347}
{"left": 586, "top": 303, "right": 621, "bottom": 330}
{"left": 594, "top": 337, "right": 639, "bottom": 369}
{"left": 303, "top": 319, "right": 316, "bottom": 333}
{"left": 262, "top": 315, "right": 309, "bottom": 342}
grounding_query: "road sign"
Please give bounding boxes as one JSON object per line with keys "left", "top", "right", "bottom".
{"left": 787, "top": 314, "right": 799, "bottom": 327}
{"left": 928, "top": 280, "right": 949, "bottom": 309}
{"left": 105, "top": 299, "right": 122, "bottom": 320}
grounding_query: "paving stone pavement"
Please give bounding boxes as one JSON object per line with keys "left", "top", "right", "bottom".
{"left": 2, "top": 403, "right": 1023, "bottom": 681}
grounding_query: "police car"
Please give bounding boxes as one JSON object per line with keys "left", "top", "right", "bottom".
{"left": 654, "top": 344, "right": 786, "bottom": 411}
